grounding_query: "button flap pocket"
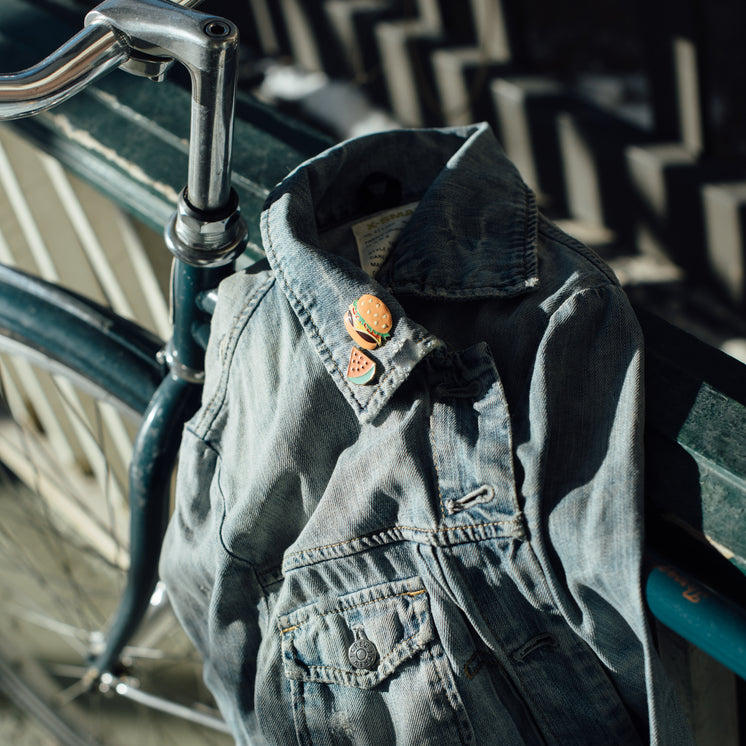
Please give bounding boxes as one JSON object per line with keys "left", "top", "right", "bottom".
{"left": 279, "top": 576, "right": 434, "bottom": 690}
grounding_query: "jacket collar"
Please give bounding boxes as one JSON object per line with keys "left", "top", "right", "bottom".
{"left": 261, "top": 123, "right": 538, "bottom": 423}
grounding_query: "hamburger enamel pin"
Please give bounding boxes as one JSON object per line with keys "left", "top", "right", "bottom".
{"left": 344, "top": 294, "right": 392, "bottom": 350}
{"left": 347, "top": 347, "right": 376, "bottom": 385}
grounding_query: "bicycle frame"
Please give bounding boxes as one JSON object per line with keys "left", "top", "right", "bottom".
{"left": 90, "top": 263, "right": 226, "bottom": 684}
{"left": 0, "top": 0, "right": 249, "bottom": 691}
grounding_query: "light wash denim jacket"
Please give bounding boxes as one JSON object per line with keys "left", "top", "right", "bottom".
{"left": 161, "top": 123, "right": 693, "bottom": 745}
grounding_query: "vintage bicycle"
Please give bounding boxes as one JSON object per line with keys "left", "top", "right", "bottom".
{"left": 0, "top": 0, "right": 259, "bottom": 743}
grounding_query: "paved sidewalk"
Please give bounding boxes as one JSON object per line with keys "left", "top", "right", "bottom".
{"left": 0, "top": 695, "right": 57, "bottom": 745}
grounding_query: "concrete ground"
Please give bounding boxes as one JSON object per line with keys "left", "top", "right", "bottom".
{"left": 0, "top": 695, "right": 57, "bottom": 746}
{"left": 0, "top": 682, "right": 234, "bottom": 746}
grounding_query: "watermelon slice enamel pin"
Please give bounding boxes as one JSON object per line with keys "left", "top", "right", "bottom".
{"left": 347, "top": 347, "right": 376, "bottom": 385}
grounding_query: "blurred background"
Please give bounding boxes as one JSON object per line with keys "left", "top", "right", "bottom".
{"left": 207, "top": 0, "right": 746, "bottom": 362}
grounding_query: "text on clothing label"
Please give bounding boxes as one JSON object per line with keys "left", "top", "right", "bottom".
{"left": 351, "top": 201, "right": 419, "bottom": 277}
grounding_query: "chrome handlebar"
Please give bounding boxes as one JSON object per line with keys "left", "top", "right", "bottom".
{"left": 0, "top": 0, "right": 203, "bottom": 121}
{"left": 0, "top": 0, "right": 248, "bottom": 266}
{"left": 0, "top": 24, "right": 127, "bottom": 120}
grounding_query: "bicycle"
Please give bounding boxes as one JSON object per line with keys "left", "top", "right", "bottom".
{"left": 0, "top": 0, "right": 259, "bottom": 743}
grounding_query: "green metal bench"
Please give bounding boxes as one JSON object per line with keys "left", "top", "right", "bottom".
{"left": 2, "top": 0, "right": 745, "bottom": 740}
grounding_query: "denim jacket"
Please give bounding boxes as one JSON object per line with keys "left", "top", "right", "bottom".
{"left": 161, "top": 123, "right": 693, "bottom": 745}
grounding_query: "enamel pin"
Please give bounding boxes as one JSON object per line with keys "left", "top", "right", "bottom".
{"left": 344, "top": 294, "right": 392, "bottom": 350}
{"left": 347, "top": 347, "right": 376, "bottom": 385}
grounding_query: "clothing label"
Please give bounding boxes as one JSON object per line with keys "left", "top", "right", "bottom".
{"left": 351, "top": 202, "right": 419, "bottom": 277}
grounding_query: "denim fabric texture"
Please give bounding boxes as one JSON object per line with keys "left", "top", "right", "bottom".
{"left": 160, "top": 123, "right": 693, "bottom": 745}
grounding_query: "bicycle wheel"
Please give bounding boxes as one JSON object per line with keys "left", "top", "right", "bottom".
{"left": 0, "top": 265, "right": 231, "bottom": 745}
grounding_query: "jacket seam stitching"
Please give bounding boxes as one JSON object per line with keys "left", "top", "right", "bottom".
{"left": 522, "top": 186, "right": 537, "bottom": 282}
{"left": 194, "top": 275, "right": 274, "bottom": 438}
{"left": 263, "top": 206, "right": 368, "bottom": 411}
{"left": 427, "top": 645, "right": 471, "bottom": 745}
{"left": 466, "top": 561, "right": 560, "bottom": 742}
{"left": 283, "top": 520, "right": 523, "bottom": 560}
{"left": 429, "top": 401, "right": 448, "bottom": 519}
{"left": 292, "top": 629, "right": 422, "bottom": 677}
{"left": 281, "top": 589, "right": 426, "bottom": 633}
{"left": 537, "top": 218, "right": 619, "bottom": 285}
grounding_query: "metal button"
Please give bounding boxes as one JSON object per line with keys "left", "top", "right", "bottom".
{"left": 348, "top": 628, "right": 378, "bottom": 670}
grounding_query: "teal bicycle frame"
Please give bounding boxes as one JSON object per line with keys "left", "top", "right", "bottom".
{"left": 0, "top": 0, "right": 250, "bottom": 688}
{"left": 90, "top": 262, "right": 233, "bottom": 682}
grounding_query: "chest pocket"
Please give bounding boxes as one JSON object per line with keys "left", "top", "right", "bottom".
{"left": 278, "top": 576, "right": 473, "bottom": 745}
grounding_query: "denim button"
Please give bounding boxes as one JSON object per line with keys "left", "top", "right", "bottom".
{"left": 348, "top": 628, "right": 378, "bottom": 670}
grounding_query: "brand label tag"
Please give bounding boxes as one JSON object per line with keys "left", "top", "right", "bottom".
{"left": 351, "top": 202, "right": 419, "bottom": 277}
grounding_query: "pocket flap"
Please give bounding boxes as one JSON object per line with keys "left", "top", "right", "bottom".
{"left": 279, "top": 576, "right": 434, "bottom": 689}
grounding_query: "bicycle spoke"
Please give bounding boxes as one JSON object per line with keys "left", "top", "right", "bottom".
{"left": 0, "top": 415, "right": 118, "bottom": 631}
{"left": 0, "top": 337, "right": 231, "bottom": 744}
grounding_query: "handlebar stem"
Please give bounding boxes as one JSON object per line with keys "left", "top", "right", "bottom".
{"left": 86, "top": 0, "right": 239, "bottom": 214}
{"left": 0, "top": 0, "right": 247, "bottom": 266}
